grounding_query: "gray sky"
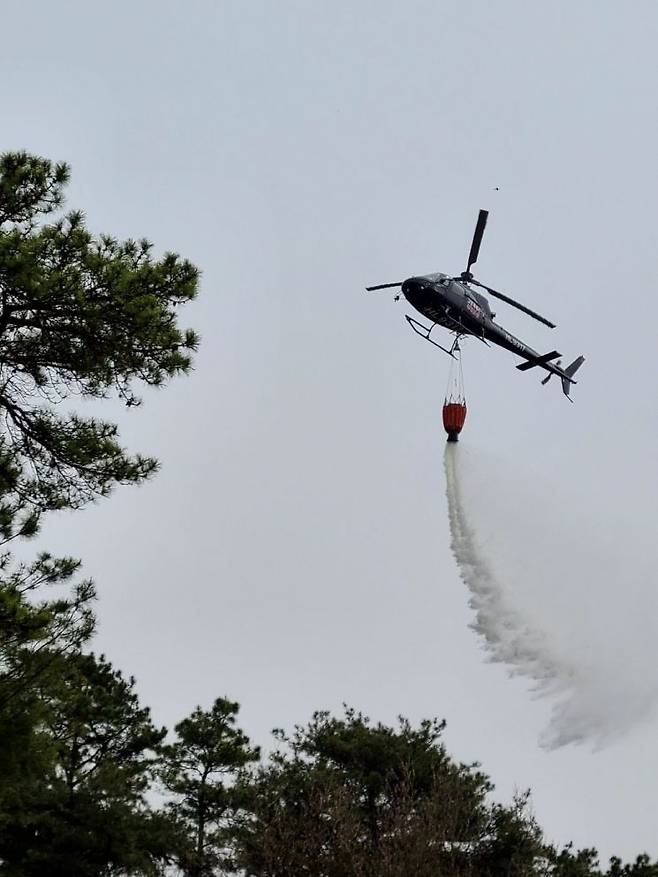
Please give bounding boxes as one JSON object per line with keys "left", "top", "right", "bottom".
{"left": 3, "top": 0, "right": 658, "bottom": 862}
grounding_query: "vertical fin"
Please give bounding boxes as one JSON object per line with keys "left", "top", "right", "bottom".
{"left": 561, "top": 356, "right": 585, "bottom": 398}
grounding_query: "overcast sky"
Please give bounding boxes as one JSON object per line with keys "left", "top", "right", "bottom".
{"left": 3, "top": 0, "right": 658, "bottom": 862}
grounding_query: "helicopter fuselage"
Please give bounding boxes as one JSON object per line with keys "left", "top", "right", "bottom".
{"left": 367, "top": 208, "right": 584, "bottom": 398}
{"left": 402, "top": 273, "right": 544, "bottom": 363}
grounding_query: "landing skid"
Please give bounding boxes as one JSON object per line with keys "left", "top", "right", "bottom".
{"left": 405, "top": 316, "right": 471, "bottom": 357}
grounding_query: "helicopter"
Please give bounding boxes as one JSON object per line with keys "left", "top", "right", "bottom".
{"left": 367, "top": 210, "right": 584, "bottom": 400}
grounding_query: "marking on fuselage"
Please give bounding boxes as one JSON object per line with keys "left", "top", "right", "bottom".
{"left": 501, "top": 330, "right": 525, "bottom": 350}
{"left": 466, "top": 298, "right": 482, "bottom": 319}
{"left": 424, "top": 306, "right": 458, "bottom": 329}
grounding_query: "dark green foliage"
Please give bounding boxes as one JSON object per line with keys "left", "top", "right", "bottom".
{"left": 161, "top": 697, "right": 260, "bottom": 876}
{"left": 0, "top": 552, "right": 95, "bottom": 807}
{"left": 550, "top": 848, "right": 658, "bottom": 877}
{"left": 232, "top": 708, "right": 500, "bottom": 877}
{"left": 606, "top": 855, "right": 658, "bottom": 877}
{"left": 551, "top": 845, "right": 603, "bottom": 877}
{"left": 289, "top": 706, "right": 491, "bottom": 816}
{"left": 0, "top": 150, "right": 200, "bottom": 874}
{"left": 0, "top": 151, "right": 199, "bottom": 534}
{"left": 0, "top": 553, "right": 94, "bottom": 685}
{"left": 0, "top": 152, "right": 69, "bottom": 224}
{"left": 0, "top": 652, "right": 175, "bottom": 876}
{"left": 230, "top": 708, "right": 658, "bottom": 877}
{"left": 474, "top": 792, "right": 545, "bottom": 877}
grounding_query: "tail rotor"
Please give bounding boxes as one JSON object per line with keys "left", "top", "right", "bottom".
{"left": 540, "top": 356, "right": 585, "bottom": 401}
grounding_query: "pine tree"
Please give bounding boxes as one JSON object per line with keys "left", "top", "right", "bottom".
{"left": 0, "top": 553, "right": 95, "bottom": 841}
{"left": 0, "top": 150, "right": 199, "bottom": 536}
{"left": 0, "top": 652, "right": 176, "bottom": 876}
{"left": 0, "top": 150, "right": 200, "bottom": 873}
{"left": 161, "top": 698, "right": 260, "bottom": 876}
{"left": 231, "top": 708, "right": 496, "bottom": 877}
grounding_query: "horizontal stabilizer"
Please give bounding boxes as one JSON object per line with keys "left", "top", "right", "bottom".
{"left": 516, "top": 350, "right": 561, "bottom": 371}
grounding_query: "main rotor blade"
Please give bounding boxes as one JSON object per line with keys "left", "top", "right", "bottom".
{"left": 365, "top": 282, "right": 403, "bottom": 291}
{"left": 470, "top": 279, "right": 556, "bottom": 328}
{"left": 466, "top": 209, "right": 489, "bottom": 273}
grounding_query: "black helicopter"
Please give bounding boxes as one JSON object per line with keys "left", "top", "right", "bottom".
{"left": 367, "top": 210, "right": 584, "bottom": 400}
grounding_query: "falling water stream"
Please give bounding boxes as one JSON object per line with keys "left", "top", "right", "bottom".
{"left": 443, "top": 442, "right": 658, "bottom": 749}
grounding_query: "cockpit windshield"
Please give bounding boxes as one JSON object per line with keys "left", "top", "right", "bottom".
{"left": 422, "top": 272, "right": 449, "bottom": 285}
